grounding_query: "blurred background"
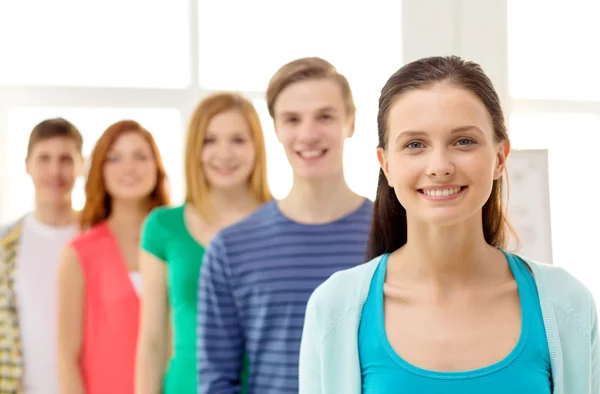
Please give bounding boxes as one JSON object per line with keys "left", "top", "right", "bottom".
{"left": 0, "top": 0, "right": 598, "bottom": 297}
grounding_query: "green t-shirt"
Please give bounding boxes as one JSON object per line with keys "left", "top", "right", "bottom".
{"left": 141, "top": 204, "right": 248, "bottom": 393}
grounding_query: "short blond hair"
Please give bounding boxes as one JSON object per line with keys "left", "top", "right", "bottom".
{"left": 185, "top": 92, "right": 272, "bottom": 222}
{"left": 266, "top": 57, "right": 356, "bottom": 119}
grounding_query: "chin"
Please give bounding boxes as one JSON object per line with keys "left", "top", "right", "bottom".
{"left": 43, "top": 196, "right": 70, "bottom": 206}
{"left": 415, "top": 207, "right": 482, "bottom": 227}
{"left": 112, "top": 189, "right": 154, "bottom": 201}
{"left": 422, "top": 216, "right": 465, "bottom": 227}
{"left": 209, "top": 178, "right": 247, "bottom": 190}
{"left": 295, "top": 165, "right": 340, "bottom": 179}
{"left": 42, "top": 190, "right": 71, "bottom": 201}
{"left": 294, "top": 172, "right": 328, "bottom": 182}
{"left": 43, "top": 186, "right": 69, "bottom": 195}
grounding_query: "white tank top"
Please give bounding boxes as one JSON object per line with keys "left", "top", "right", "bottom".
{"left": 129, "top": 271, "right": 142, "bottom": 296}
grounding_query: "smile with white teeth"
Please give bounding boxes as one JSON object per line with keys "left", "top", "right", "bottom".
{"left": 421, "top": 187, "right": 464, "bottom": 197}
{"left": 298, "top": 149, "right": 326, "bottom": 158}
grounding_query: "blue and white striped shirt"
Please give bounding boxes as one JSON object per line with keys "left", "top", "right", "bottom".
{"left": 197, "top": 199, "right": 373, "bottom": 394}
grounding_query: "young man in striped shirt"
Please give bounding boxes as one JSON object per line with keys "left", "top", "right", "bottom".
{"left": 197, "top": 57, "right": 373, "bottom": 394}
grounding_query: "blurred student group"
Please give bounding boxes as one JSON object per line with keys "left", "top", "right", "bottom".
{"left": 1, "top": 52, "right": 597, "bottom": 394}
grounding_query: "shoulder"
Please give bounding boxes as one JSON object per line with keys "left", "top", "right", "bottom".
{"left": 0, "top": 222, "right": 11, "bottom": 238}
{"left": 306, "top": 255, "right": 382, "bottom": 333}
{"left": 0, "top": 216, "right": 26, "bottom": 238}
{"left": 1, "top": 216, "right": 27, "bottom": 250}
{"left": 310, "top": 255, "right": 381, "bottom": 304}
{"left": 204, "top": 203, "right": 274, "bottom": 259}
{"left": 69, "top": 223, "right": 108, "bottom": 251}
{"left": 57, "top": 241, "right": 85, "bottom": 284}
{"left": 343, "top": 197, "right": 374, "bottom": 227}
{"left": 143, "top": 205, "right": 182, "bottom": 230}
{"left": 357, "top": 197, "right": 374, "bottom": 215}
{"left": 521, "top": 256, "right": 597, "bottom": 333}
{"left": 218, "top": 201, "right": 279, "bottom": 240}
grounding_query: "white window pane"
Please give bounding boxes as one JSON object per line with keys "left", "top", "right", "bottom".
{"left": 0, "top": 1, "right": 190, "bottom": 88}
{"left": 198, "top": 0, "right": 402, "bottom": 101}
{"left": 508, "top": 0, "right": 600, "bottom": 101}
{"left": 252, "top": 100, "right": 293, "bottom": 200}
{"left": 345, "top": 99, "right": 379, "bottom": 200}
{"left": 4, "top": 108, "right": 184, "bottom": 222}
{"left": 199, "top": 0, "right": 399, "bottom": 200}
{"left": 510, "top": 113, "right": 600, "bottom": 300}
{"left": 253, "top": 99, "right": 379, "bottom": 201}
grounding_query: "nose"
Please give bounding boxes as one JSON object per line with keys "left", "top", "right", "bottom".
{"left": 48, "top": 158, "right": 62, "bottom": 177}
{"left": 426, "top": 147, "right": 454, "bottom": 178}
{"left": 121, "top": 156, "right": 138, "bottom": 173}
{"left": 214, "top": 140, "right": 235, "bottom": 160}
{"left": 296, "top": 119, "right": 321, "bottom": 145}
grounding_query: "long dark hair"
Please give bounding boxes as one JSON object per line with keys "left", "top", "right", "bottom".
{"left": 367, "top": 55, "right": 513, "bottom": 259}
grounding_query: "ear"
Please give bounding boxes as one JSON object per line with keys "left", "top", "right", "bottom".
{"left": 273, "top": 119, "right": 284, "bottom": 144}
{"left": 81, "top": 155, "right": 91, "bottom": 177}
{"left": 376, "top": 147, "right": 392, "bottom": 187}
{"left": 77, "top": 155, "right": 87, "bottom": 177}
{"left": 346, "top": 115, "right": 356, "bottom": 139}
{"left": 493, "top": 140, "right": 510, "bottom": 180}
{"left": 25, "top": 157, "right": 31, "bottom": 176}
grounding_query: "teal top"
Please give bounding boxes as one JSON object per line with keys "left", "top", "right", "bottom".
{"left": 358, "top": 252, "right": 551, "bottom": 393}
{"left": 141, "top": 205, "right": 205, "bottom": 394}
{"left": 299, "top": 254, "right": 599, "bottom": 394}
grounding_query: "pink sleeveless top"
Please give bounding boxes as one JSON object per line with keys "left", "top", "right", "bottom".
{"left": 70, "top": 222, "right": 140, "bottom": 394}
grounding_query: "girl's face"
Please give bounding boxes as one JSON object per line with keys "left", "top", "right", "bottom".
{"left": 378, "top": 84, "right": 509, "bottom": 227}
{"left": 103, "top": 131, "right": 158, "bottom": 202}
{"left": 201, "top": 109, "right": 256, "bottom": 191}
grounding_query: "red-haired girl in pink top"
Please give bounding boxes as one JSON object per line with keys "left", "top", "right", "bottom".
{"left": 56, "top": 120, "right": 170, "bottom": 394}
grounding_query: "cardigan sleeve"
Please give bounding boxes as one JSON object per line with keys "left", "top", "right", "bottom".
{"left": 590, "top": 291, "right": 599, "bottom": 393}
{"left": 298, "top": 292, "right": 323, "bottom": 394}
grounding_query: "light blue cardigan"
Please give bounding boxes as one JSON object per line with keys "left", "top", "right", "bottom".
{"left": 299, "top": 255, "right": 599, "bottom": 394}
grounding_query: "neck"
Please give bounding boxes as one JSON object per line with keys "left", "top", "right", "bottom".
{"left": 279, "top": 173, "right": 362, "bottom": 224}
{"left": 397, "top": 213, "right": 500, "bottom": 286}
{"left": 34, "top": 197, "right": 76, "bottom": 227}
{"left": 106, "top": 199, "right": 150, "bottom": 237}
{"left": 207, "top": 186, "right": 260, "bottom": 226}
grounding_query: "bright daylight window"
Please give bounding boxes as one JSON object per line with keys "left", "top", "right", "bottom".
{"left": 508, "top": 0, "right": 600, "bottom": 101}
{"left": 0, "top": 0, "right": 191, "bottom": 88}
{"left": 199, "top": 0, "right": 403, "bottom": 199}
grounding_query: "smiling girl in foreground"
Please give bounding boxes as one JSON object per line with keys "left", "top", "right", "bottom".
{"left": 299, "top": 56, "right": 598, "bottom": 394}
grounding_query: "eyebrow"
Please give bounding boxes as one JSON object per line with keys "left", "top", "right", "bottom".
{"left": 395, "top": 125, "right": 484, "bottom": 141}
{"left": 279, "top": 106, "right": 338, "bottom": 117}
{"left": 205, "top": 129, "right": 247, "bottom": 135}
{"left": 108, "top": 146, "right": 148, "bottom": 155}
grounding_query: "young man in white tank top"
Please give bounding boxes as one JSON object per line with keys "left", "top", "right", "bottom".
{"left": 0, "top": 118, "right": 83, "bottom": 394}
